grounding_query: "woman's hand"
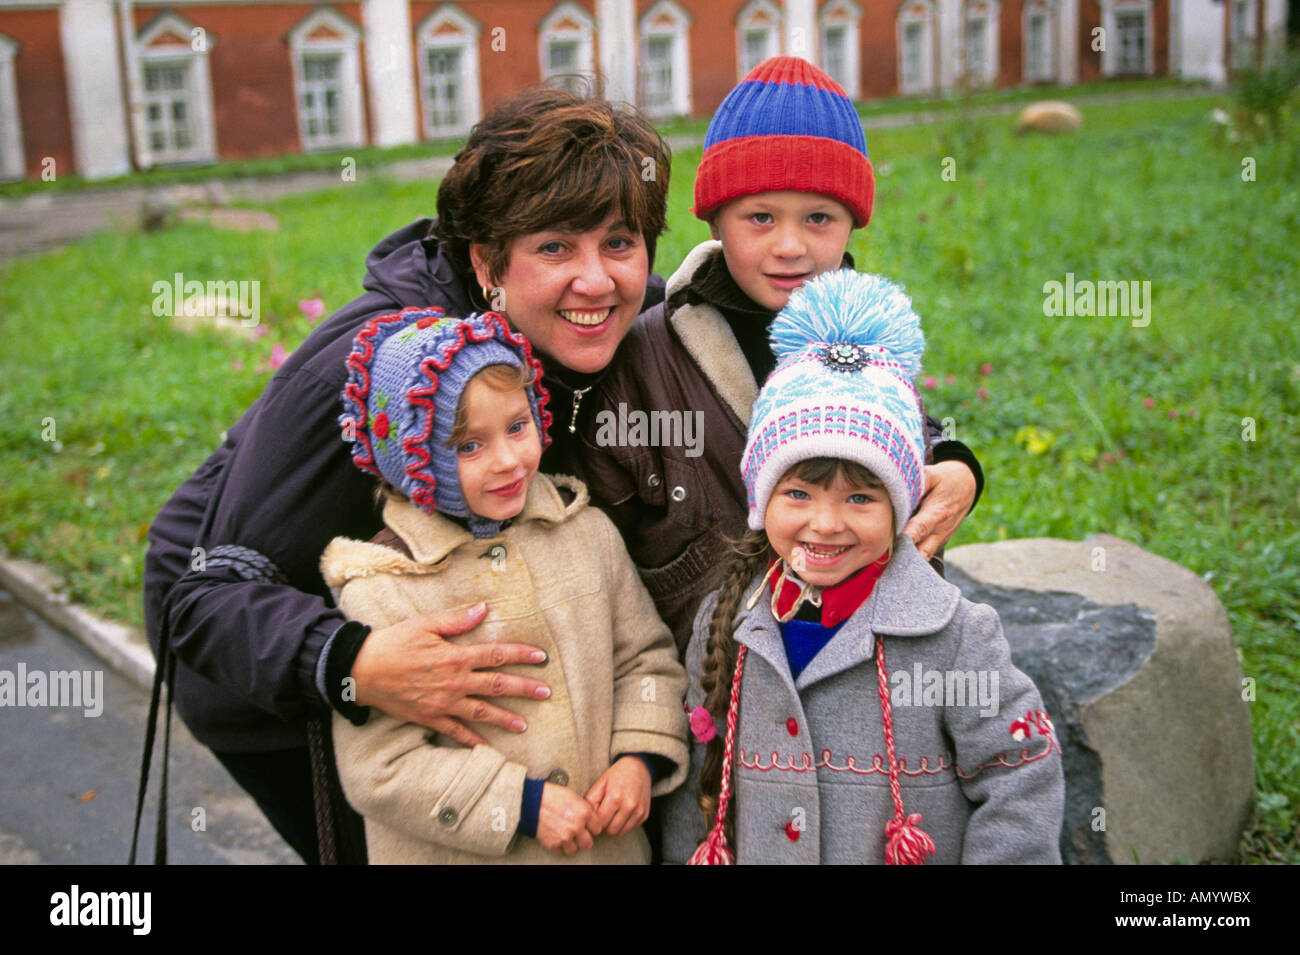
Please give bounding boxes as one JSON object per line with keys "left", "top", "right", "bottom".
{"left": 904, "top": 461, "right": 977, "bottom": 560}
{"left": 537, "top": 783, "right": 602, "bottom": 855}
{"left": 584, "top": 757, "right": 652, "bottom": 837}
{"left": 349, "top": 603, "right": 550, "bottom": 745}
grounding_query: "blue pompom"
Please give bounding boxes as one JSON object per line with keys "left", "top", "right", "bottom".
{"left": 769, "top": 270, "right": 925, "bottom": 376}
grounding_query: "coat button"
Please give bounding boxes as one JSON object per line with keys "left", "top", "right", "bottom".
{"left": 784, "top": 821, "right": 801, "bottom": 842}
{"left": 647, "top": 473, "right": 661, "bottom": 488}
{"left": 786, "top": 718, "right": 799, "bottom": 736}
{"left": 671, "top": 486, "right": 686, "bottom": 502}
{"left": 437, "top": 807, "right": 458, "bottom": 827}
{"left": 547, "top": 768, "right": 570, "bottom": 787}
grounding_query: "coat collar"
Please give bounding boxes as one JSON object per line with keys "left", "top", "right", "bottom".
{"left": 733, "top": 536, "right": 962, "bottom": 692}
{"left": 664, "top": 240, "right": 759, "bottom": 426}
{"left": 321, "top": 473, "right": 588, "bottom": 585}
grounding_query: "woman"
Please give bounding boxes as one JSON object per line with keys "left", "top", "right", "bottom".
{"left": 142, "top": 86, "right": 978, "bottom": 864}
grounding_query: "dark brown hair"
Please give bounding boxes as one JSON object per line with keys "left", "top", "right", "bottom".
{"left": 697, "top": 457, "right": 893, "bottom": 841}
{"left": 445, "top": 363, "right": 535, "bottom": 449}
{"left": 436, "top": 86, "right": 671, "bottom": 285}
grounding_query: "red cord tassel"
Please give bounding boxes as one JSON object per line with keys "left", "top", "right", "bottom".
{"left": 884, "top": 813, "right": 936, "bottom": 865}
{"left": 687, "top": 829, "right": 736, "bottom": 865}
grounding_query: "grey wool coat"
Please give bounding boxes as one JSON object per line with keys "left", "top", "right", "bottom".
{"left": 662, "top": 535, "right": 1065, "bottom": 865}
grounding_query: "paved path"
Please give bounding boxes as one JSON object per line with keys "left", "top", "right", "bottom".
{"left": 0, "top": 86, "right": 1213, "bottom": 262}
{"left": 0, "top": 588, "right": 299, "bottom": 865}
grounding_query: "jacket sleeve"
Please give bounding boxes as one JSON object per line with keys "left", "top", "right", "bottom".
{"left": 161, "top": 367, "right": 370, "bottom": 720}
{"left": 592, "top": 508, "right": 691, "bottom": 796}
{"left": 924, "top": 413, "right": 985, "bottom": 512}
{"left": 660, "top": 593, "right": 718, "bottom": 864}
{"left": 330, "top": 571, "right": 527, "bottom": 856}
{"left": 942, "top": 601, "right": 1065, "bottom": 864}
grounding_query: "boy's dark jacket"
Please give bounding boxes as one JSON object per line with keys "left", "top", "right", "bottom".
{"left": 143, "top": 219, "right": 665, "bottom": 751}
{"left": 570, "top": 241, "right": 982, "bottom": 653}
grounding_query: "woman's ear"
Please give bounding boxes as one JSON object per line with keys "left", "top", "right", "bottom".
{"left": 468, "top": 243, "right": 495, "bottom": 289}
{"left": 707, "top": 218, "right": 720, "bottom": 241}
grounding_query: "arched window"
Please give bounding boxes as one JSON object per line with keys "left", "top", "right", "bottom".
{"left": 1230, "top": 0, "right": 1258, "bottom": 70}
{"left": 539, "top": 2, "right": 596, "bottom": 93}
{"left": 819, "top": 0, "right": 861, "bottom": 99}
{"left": 416, "top": 5, "right": 482, "bottom": 138}
{"left": 638, "top": 0, "right": 692, "bottom": 118}
{"left": 897, "top": 0, "right": 936, "bottom": 95}
{"left": 736, "top": 0, "right": 782, "bottom": 80}
{"left": 0, "top": 34, "right": 22, "bottom": 180}
{"left": 288, "top": 8, "right": 366, "bottom": 151}
{"left": 1022, "top": 0, "right": 1056, "bottom": 83}
{"left": 1100, "top": 0, "right": 1154, "bottom": 76}
{"left": 962, "top": 0, "right": 1000, "bottom": 88}
{"left": 136, "top": 12, "right": 217, "bottom": 164}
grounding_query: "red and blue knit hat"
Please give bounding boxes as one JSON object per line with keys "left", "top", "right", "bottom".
{"left": 694, "top": 56, "right": 874, "bottom": 226}
{"left": 340, "top": 306, "right": 552, "bottom": 537}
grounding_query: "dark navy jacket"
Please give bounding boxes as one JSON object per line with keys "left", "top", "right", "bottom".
{"left": 143, "top": 220, "right": 665, "bottom": 751}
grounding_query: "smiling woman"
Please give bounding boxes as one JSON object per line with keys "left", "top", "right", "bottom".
{"left": 470, "top": 215, "right": 648, "bottom": 375}
{"left": 141, "top": 86, "right": 672, "bottom": 864}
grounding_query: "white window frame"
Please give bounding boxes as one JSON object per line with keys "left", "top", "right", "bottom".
{"left": 897, "top": 1, "right": 936, "bottom": 95}
{"left": 818, "top": 0, "right": 861, "bottom": 99}
{"left": 962, "top": 0, "right": 1000, "bottom": 88}
{"left": 736, "top": 0, "right": 782, "bottom": 80}
{"left": 1099, "top": 0, "right": 1154, "bottom": 77}
{"left": 416, "top": 4, "right": 482, "bottom": 139}
{"left": 1022, "top": 0, "right": 1055, "bottom": 83}
{"left": 288, "top": 8, "right": 366, "bottom": 152}
{"left": 0, "top": 34, "right": 22, "bottom": 181}
{"left": 637, "top": 0, "right": 692, "bottom": 118}
{"left": 539, "top": 1, "right": 596, "bottom": 93}
{"left": 135, "top": 13, "right": 217, "bottom": 165}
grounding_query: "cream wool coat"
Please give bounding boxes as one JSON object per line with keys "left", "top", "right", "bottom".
{"left": 321, "top": 474, "right": 689, "bottom": 864}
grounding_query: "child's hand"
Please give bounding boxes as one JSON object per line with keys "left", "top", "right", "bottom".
{"left": 536, "top": 782, "right": 602, "bottom": 856}
{"left": 584, "top": 756, "right": 651, "bottom": 837}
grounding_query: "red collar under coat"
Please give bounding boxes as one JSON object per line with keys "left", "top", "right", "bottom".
{"left": 766, "top": 551, "right": 891, "bottom": 627}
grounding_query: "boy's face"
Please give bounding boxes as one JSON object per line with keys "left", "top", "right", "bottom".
{"left": 455, "top": 377, "right": 542, "bottom": 524}
{"left": 709, "top": 191, "right": 854, "bottom": 311}
{"left": 764, "top": 470, "right": 893, "bottom": 589}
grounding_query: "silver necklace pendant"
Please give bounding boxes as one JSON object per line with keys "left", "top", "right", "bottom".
{"left": 568, "top": 385, "right": 592, "bottom": 434}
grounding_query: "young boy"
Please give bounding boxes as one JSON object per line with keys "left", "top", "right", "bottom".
{"left": 322, "top": 306, "right": 688, "bottom": 863}
{"left": 574, "top": 56, "right": 985, "bottom": 653}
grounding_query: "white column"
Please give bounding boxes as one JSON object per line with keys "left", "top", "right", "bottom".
{"left": 362, "top": 0, "right": 417, "bottom": 146}
{"left": 597, "top": 0, "right": 636, "bottom": 104}
{"left": 1056, "top": 0, "right": 1079, "bottom": 85}
{"left": 59, "top": 0, "right": 131, "bottom": 179}
{"left": 1175, "top": 0, "right": 1225, "bottom": 84}
{"left": 783, "top": 0, "right": 816, "bottom": 62}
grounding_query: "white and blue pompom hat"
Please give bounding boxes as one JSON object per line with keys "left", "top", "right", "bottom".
{"left": 740, "top": 269, "right": 927, "bottom": 535}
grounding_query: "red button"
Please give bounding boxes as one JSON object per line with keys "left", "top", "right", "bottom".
{"left": 786, "top": 718, "right": 799, "bottom": 736}
{"left": 784, "top": 821, "right": 800, "bottom": 842}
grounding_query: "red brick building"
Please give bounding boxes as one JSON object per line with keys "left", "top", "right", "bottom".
{"left": 0, "top": 0, "right": 1287, "bottom": 181}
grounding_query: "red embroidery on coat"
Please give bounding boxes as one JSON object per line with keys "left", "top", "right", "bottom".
{"left": 738, "top": 733, "right": 1057, "bottom": 780}
{"left": 1010, "top": 709, "right": 1054, "bottom": 742}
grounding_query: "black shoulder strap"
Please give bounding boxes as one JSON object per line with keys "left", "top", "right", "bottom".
{"left": 129, "top": 629, "right": 174, "bottom": 864}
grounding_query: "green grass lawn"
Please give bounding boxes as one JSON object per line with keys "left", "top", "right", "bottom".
{"left": 1, "top": 91, "right": 1296, "bottom": 862}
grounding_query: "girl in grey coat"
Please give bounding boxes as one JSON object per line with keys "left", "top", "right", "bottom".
{"left": 663, "top": 271, "right": 1064, "bottom": 865}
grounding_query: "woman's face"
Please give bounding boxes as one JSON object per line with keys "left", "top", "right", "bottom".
{"left": 471, "top": 215, "right": 649, "bottom": 375}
